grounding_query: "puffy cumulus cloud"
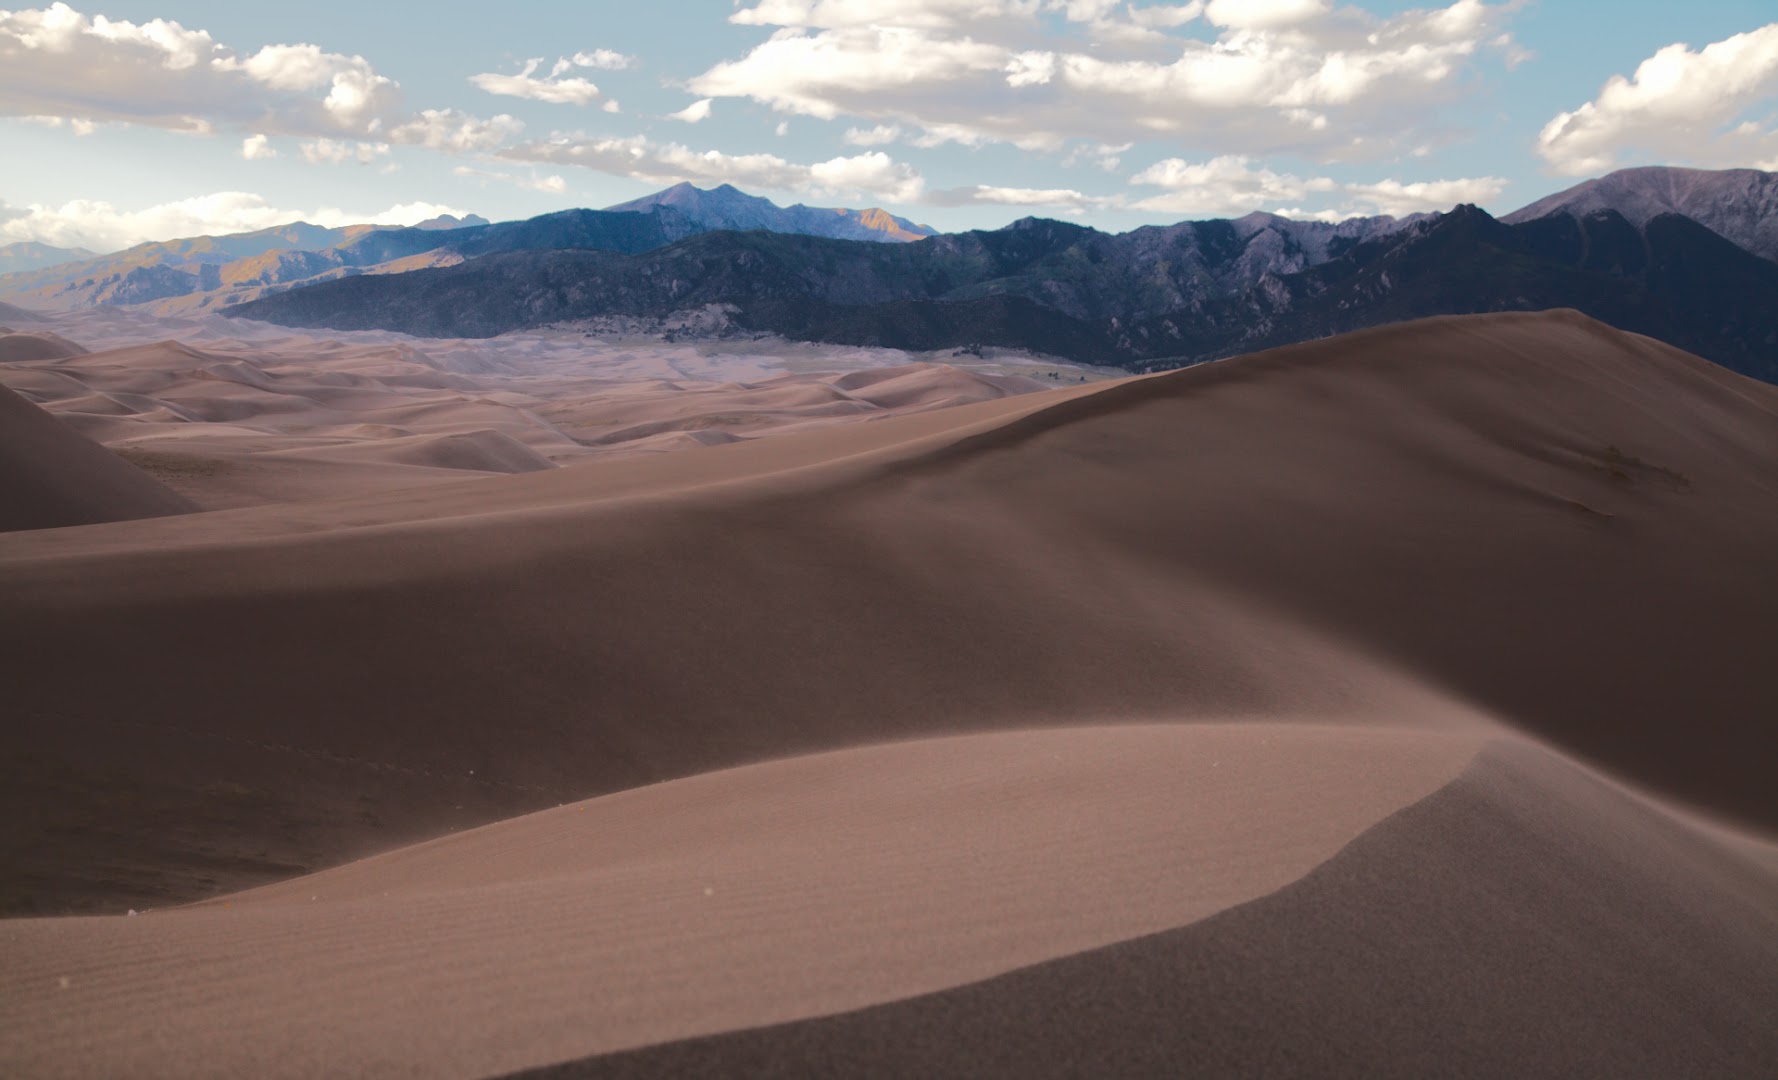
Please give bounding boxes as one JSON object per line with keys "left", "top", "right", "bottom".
{"left": 1131, "top": 153, "right": 1504, "bottom": 217}
{"left": 299, "top": 138, "right": 392, "bottom": 166}
{"left": 240, "top": 133, "right": 276, "bottom": 159}
{"left": 1062, "top": 139, "right": 1132, "bottom": 170}
{"left": 695, "top": 0, "right": 1520, "bottom": 160}
{"left": 806, "top": 150, "right": 924, "bottom": 201}
{"left": 0, "top": 4, "right": 518, "bottom": 150}
{"left": 1203, "top": 0, "right": 1327, "bottom": 31}
{"left": 925, "top": 184, "right": 1116, "bottom": 211}
{"left": 501, "top": 134, "right": 924, "bottom": 203}
{"left": 669, "top": 98, "right": 715, "bottom": 123}
{"left": 566, "top": 49, "right": 636, "bottom": 71}
{"left": 694, "top": 26, "right": 1007, "bottom": 121}
{"left": 731, "top": 0, "right": 1044, "bottom": 30}
{"left": 1342, "top": 175, "right": 1508, "bottom": 216}
{"left": 0, "top": 191, "right": 469, "bottom": 252}
{"left": 1131, "top": 155, "right": 1336, "bottom": 214}
{"left": 844, "top": 123, "right": 903, "bottom": 146}
{"left": 1537, "top": 24, "right": 1778, "bottom": 175}
{"left": 387, "top": 109, "right": 524, "bottom": 153}
{"left": 471, "top": 51, "right": 635, "bottom": 106}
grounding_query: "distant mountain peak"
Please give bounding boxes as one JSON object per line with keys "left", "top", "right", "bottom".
{"left": 0, "top": 241, "right": 98, "bottom": 276}
{"left": 605, "top": 182, "right": 935, "bottom": 243}
{"left": 1502, "top": 165, "right": 1778, "bottom": 262}
{"left": 413, "top": 213, "right": 491, "bottom": 231}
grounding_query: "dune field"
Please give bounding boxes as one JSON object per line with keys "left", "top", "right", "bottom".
{"left": 1, "top": 305, "right": 1087, "bottom": 509}
{"left": 2, "top": 308, "right": 1775, "bottom": 1077}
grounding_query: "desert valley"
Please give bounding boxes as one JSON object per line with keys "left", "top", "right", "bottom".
{"left": 3, "top": 2, "right": 1778, "bottom": 1077}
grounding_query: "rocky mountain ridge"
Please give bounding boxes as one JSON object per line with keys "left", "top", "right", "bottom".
{"left": 228, "top": 201, "right": 1778, "bottom": 387}
{"left": 606, "top": 182, "right": 936, "bottom": 243}
{"left": 1503, "top": 166, "right": 1778, "bottom": 262}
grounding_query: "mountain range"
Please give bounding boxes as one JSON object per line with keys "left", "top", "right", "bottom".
{"left": 1502, "top": 165, "right": 1778, "bottom": 262}
{"left": 608, "top": 182, "right": 937, "bottom": 243}
{"left": 0, "top": 186, "right": 927, "bottom": 313}
{"left": 225, "top": 168, "right": 1778, "bottom": 386}
{"left": 5, "top": 167, "right": 1775, "bottom": 386}
{"left": 0, "top": 240, "right": 97, "bottom": 275}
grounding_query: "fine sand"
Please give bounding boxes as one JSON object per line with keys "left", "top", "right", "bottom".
{"left": 0, "top": 306, "right": 1073, "bottom": 510}
{"left": 1, "top": 309, "right": 1775, "bottom": 1077}
{"left": 0, "top": 383, "right": 194, "bottom": 532}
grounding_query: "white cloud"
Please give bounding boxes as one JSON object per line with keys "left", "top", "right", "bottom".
{"left": 1062, "top": 140, "right": 1131, "bottom": 171}
{"left": 387, "top": 109, "right": 523, "bottom": 153}
{"left": 0, "top": 4, "right": 518, "bottom": 150}
{"left": 807, "top": 150, "right": 924, "bottom": 201}
{"left": 241, "top": 133, "right": 276, "bottom": 159}
{"left": 471, "top": 58, "right": 604, "bottom": 106}
{"left": 501, "top": 134, "right": 924, "bottom": 203}
{"left": 730, "top": 1, "right": 1045, "bottom": 30}
{"left": 695, "top": 1, "right": 1522, "bottom": 160}
{"left": 23, "top": 112, "right": 96, "bottom": 135}
{"left": 1342, "top": 176, "right": 1508, "bottom": 216}
{"left": 1130, "top": 154, "right": 1505, "bottom": 217}
{"left": 1128, "top": 3, "right": 1205, "bottom": 30}
{"left": 453, "top": 165, "right": 568, "bottom": 194}
{"left": 300, "top": 138, "right": 391, "bottom": 166}
{"left": 669, "top": 98, "right": 714, "bottom": 123}
{"left": 925, "top": 184, "right": 1115, "bottom": 211}
{"left": 1537, "top": 24, "right": 1778, "bottom": 175}
{"left": 843, "top": 123, "right": 902, "bottom": 146}
{"left": 1132, "top": 155, "right": 1337, "bottom": 215}
{"left": 0, "top": 191, "right": 470, "bottom": 252}
{"left": 775, "top": 120, "right": 791, "bottom": 136}
{"left": 1203, "top": 0, "right": 1328, "bottom": 31}
{"left": 569, "top": 48, "right": 636, "bottom": 71}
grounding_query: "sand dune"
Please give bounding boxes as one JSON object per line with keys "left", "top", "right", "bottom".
{"left": 0, "top": 315, "right": 1060, "bottom": 508}
{"left": 0, "top": 310, "right": 1774, "bottom": 1076}
{"left": 536, "top": 741, "right": 1778, "bottom": 1079}
{"left": 0, "top": 384, "right": 195, "bottom": 532}
{"left": 0, "top": 299, "right": 46, "bottom": 324}
{"left": 0, "top": 724, "right": 1489, "bottom": 1078}
{"left": 259, "top": 428, "right": 557, "bottom": 474}
{"left": 0, "top": 331, "right": 86, "bottom": 362}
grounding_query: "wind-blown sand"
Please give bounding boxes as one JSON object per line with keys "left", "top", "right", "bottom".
{"left": 1, "top": 309, "right": 1775, "bottom": 1077}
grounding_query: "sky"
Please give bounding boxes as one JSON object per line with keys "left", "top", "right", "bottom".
{"left": 2, "top": 0, "right": 1776, "bottom": 253}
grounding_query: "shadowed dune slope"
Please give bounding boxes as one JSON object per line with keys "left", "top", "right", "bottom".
{"left": 0, "top": 384, "right": 195, "bottom": 533}
{"left": 0, "top": 724, "right": 1486, "bottom": 1079}
{"left": 519, "top": 741, "right": 1778, "bottom": 1080}
{"left": 1, "top": 310, "right": 1776, "bottom": 916}
{"left": 0, "top": 300, "right": 46, "bottom": 324}
{"left": 0, "top": 331, "right": 87, "bottom": 362}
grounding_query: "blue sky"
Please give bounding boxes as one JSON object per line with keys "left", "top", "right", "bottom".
{"left": 2, "top": 1, "right": 1776, "bottom": 251}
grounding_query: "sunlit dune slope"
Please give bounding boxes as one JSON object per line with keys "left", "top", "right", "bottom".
{"left": 1, "top": 309, "right": 1775, "bottom": 918}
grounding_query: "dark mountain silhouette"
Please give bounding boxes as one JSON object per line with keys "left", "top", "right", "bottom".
{"left": 1504, "top": 166, "right": 1778, "bottom": 262}
{"left": 230, "top": 203, "right": 1778, "bottom": 386}
{"left": 0, "top": 185, "right": 943, "bottom": 313}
